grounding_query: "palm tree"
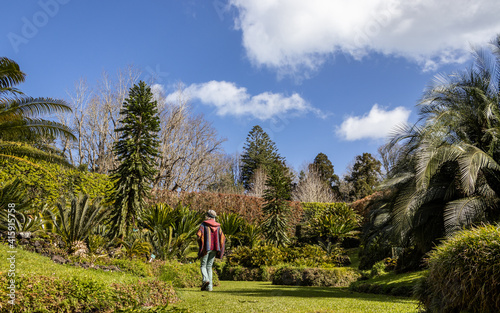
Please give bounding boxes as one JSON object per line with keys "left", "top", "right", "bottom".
{"left": 0, "top": 57, "right": 75, "bottom": 165}
{"left": 381, "top": 36, "right": 500, "bottom": 254}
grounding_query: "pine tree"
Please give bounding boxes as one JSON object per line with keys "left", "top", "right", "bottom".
{"left": 240, "top": 125, "right": 281, "bottom": 190}
{"left": 108, "top": 81, "right": 160, "bottom": 238}
{"left": 261, "top": 162, "right": 292, "bottom": 247}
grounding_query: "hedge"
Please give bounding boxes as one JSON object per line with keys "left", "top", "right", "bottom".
{"left": 271, "top": 266, "right": 360, "bottom": 287}
{"left": 0, "top": 274, "right": 177, "bottom": 312}
{"left": 0, "top": 159, "right": 111, "bottom": 209}
{"left": 151, "top": 190, "right": 303, "bottom": 226}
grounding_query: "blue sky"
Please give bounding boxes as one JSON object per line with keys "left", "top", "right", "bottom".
{"left": 2, "top": 0, "right": 500, "bottom": 176}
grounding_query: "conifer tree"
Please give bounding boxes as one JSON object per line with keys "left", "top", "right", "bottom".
{"left": 345, "top": 152, "right": 382, "bottom": 200}
{"left": 261, "top": 162, "right": 292, "bottom": 247}
{"left": 310, "top": 152, "right": 340, "bottom": 189}
{"left": 240, "top": 125, "right": 281, "bottom": 190}
{"left": 108, "top": 81, "right": 160, "bottom": 238}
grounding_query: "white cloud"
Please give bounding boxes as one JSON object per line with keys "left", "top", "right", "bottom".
{"left": 165, "top": 80, "right": 319, "bottom": 120}
{"left": 230, "top": 0, "right": 500, "bottom": 74}
{"left": 336, "top": 104, "right": 411, "bottom": 141}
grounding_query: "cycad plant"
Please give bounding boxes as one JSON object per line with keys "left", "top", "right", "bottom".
{"left": 113, "top": 232, "right": 152, "bottom": 260}
{"left": 0, "top": 57, "right": 75, "bottom": 166}
{"left": 219, "top": 212, "right": 246, "bottom": 249}
{"left": 53, "top": 194, "right": 109, "bottom": 254}
{"left": 140, "top": 203, "right": 202, "bottom": 260}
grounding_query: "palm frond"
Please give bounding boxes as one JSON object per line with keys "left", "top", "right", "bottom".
{"left": 443, "top": 197, "right": 489, "bottom": 235}
{"left": 458, "top": 145, "right": 500, "bottom": 195}
{"left": 0, "top": 57, "right": 25, "bottom": 89}
{"left": 0, "top": 96, "right": 72, "bottom": 118}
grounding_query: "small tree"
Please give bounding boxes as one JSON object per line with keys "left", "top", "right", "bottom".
{"left": 261, "top": 162, "right": 292, "bottom": 247}
{"left": 108, "top": 81, "right": 160, "bottom": 238}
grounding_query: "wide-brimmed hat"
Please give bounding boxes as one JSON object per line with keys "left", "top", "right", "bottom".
{"left": 206, "top": 210, "right": 217, "bottom": 218}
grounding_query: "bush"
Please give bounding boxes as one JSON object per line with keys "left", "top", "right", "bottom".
{"left": 227, "top": 245, "right": 284, "bottom": 268}
{"left": 301, "top": 202, "right": 361, "bottom": 245}
{"left": 0, "top": 159, "right": 111, "bottom": 210}
{"left": 0, "top": 274, "right": 177, "bottom": 312}
{"left": 415, "top": 224, "right": 500, "bottom": 313}
{"left": 272, "top": 266, "right": 360, "bottom": 287}
{"left": 228, "top": 244, "right": 344, "bottom": 268}
{"left": 159, "top": 260, "right": 219, "bottom": 288}
{"left": 215, "top": 262, "right": 276, "bottom": 281}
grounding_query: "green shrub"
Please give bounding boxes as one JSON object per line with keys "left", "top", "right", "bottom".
{"left": 0, "top": 274, "right": 177, "bottom": 312}
{"left": 215, "top": 262, "right": 277, "bottom": 281}
{"left": 415, "top": 224, "right": 500, "bottom": 313}
{"left": 302, "top": 202, "right": 361, "bottom": 245}
{"left": 272, "top": 266, "right": 360, "bottom": 287}
{"left": 370, "top": 260, "right": 387, "bottom": 278}
{"left": 228, "top": 244, "right": 344, "bottom": 268}
{"left": 228, "top": 245, "right": 284, "bottom": 268}
{"left": 103, "top": 258, "right": 153, "bottom": 277}
{"left": 0, "top": 159, "right": 111, "bottom": 210}
{"left": 159, "top": 260, "right": 219, "bottom": 288}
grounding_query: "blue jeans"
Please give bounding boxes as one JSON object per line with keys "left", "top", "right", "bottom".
{"left": 200, "top": 250, "right": 216, "bottom": 291}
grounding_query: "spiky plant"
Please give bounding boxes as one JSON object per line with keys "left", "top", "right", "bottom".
{"left": 53, "top": 194, "right": 109, "bottom": 254}
{"left": 219, "top": 212, "right": 246, "bottom": 248}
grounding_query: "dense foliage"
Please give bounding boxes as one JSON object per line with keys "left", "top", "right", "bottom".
{"left": 358, "top": 36, "right": 500, "bottom": 271}
{"left": 0, "top": 274, "right": 177, "bottom": 313}
{"left": 0, "top": 159, "right": 111, "bottom": 208}
{"left": 415, "top": 224, "right": 500, "bottom": 313}
{"left": 345, "top": 153, "right": 382, "bottom": 201}
{"left": 272, "top": 266, "right": 359, "bottom": 287}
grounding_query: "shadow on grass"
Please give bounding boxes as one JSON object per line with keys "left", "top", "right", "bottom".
{"left": 184, "top": 282, "right": 413, "bottom": 305}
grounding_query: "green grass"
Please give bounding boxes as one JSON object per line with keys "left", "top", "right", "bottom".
{"left": 0, "top": 243, "right": 148, "bottom": 285}
{"left": 172, "top": 281, "right": 419, "bottom": 313}
{"left": 1, "top": 244, "right": 420, "bottom": 312}
{"left": 362, "top": 271, "right": 426, "bottom": 287}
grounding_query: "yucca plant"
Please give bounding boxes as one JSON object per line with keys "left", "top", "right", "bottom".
{"left": 53, "top": 194, "right": 109, "bottom": 254}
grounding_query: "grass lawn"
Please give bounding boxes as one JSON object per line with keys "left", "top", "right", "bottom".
{"left": 0, "top": 243, "right": 147, "bottom": 285}
{"left": 172, "top": 281, "right": 419, "bottom": 313}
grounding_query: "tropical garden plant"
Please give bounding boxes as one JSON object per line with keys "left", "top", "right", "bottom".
{"left": 0, "top": 57, "right": 75, "bottom": 166}
{"left": 53, "top": 194, "right": 109, "bottom": 254}
{"left": 377, "top": 36, "right": 500, "bottom": 261}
